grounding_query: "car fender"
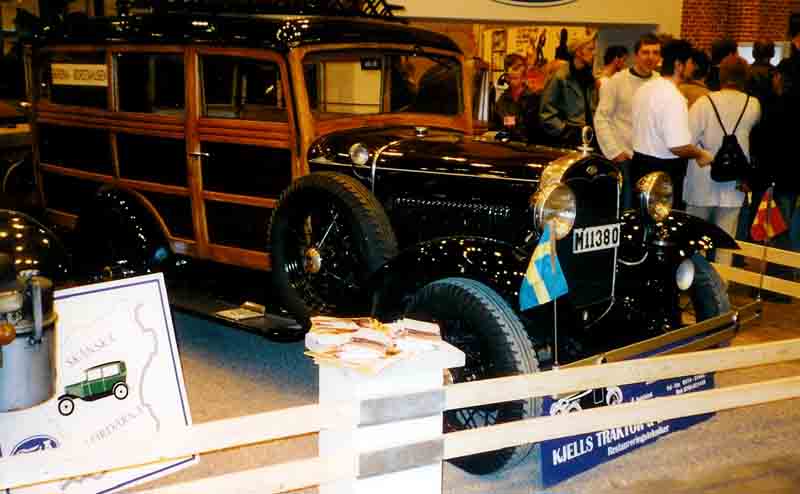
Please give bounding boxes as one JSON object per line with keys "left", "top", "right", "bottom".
{"left": 369, "top": 236, "right": 530, "bottom": 319}
{"left": 0, "top": 209, "right": 71, "bottom": 281}
{"left": 73, "top": 186, "right": 171, "bottom": 277}
{"left": 620, "top": 209, "right": 738, "bottom": 261}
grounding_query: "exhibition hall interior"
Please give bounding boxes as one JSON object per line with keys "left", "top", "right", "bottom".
{"left": 1, "top": 0, "right": 799, "bottom": 493}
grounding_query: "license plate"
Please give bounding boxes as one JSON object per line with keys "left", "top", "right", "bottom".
{"left": 573, "top": 223, "right": 620, "bottom": 254}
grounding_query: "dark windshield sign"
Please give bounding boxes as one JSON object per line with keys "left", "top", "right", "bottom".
{"left": 360, "top": 57, "right": 382, "bottom": 70}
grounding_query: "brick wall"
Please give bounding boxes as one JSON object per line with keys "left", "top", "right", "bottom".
{"left": 682, "top": 0, "right": 792, "bottom": 49}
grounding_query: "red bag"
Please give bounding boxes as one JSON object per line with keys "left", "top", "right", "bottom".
{"left": 750, "top": 190, "right": 788, "bottom": 242}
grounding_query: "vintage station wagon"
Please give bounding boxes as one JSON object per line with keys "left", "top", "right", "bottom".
{"left": 5, "top": 3, "right": 739, "bottom": 474}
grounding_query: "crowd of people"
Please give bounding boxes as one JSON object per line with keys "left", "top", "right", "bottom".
{"left": 491, "top": 24, "right": 800, "bottom": 301}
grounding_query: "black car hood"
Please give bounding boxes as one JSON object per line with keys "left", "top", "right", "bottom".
{"left": 309, "top": 127, "right": 573, "bottom": 182}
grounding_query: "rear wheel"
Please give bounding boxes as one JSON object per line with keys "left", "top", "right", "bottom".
{"left": 405, "top": 277, "right": 540, "bottom": 475}
{"left": 113, "top": 382, "right": 129, "bottom": 400}
{"left": 269, "top": 172, "right": 397, "bottom": 329}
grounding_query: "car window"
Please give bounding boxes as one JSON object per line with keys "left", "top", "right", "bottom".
{"left": 40, "top": 51, "right": 108, "bottom": 109}
{"left": 303, "top": 50, "right": 462, "bottom": 119}
{"left": 102, "top": 363, "right": 120, "bottom": 377}
{"left": 200, "top": 55, "right": 287, "bottom": 122}
{"left": 87, "top": 368, "right": 102, "bottom": 381}
{"left": 116, "top": 52, "right": 185, "bottom": 116}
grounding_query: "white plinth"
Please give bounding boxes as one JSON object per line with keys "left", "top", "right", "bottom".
{"left": 318, "top": 342, "right": 464, "bottom": 494}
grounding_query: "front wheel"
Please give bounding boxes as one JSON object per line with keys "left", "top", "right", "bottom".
{"left": 405, "top": 277, "right": 540, "bottom": 475}
{"left": 58, "top": 397, "right": 75, "bottom": 416}
{"left": 686, "top": 253, "right": 731, "bottom": 322}
{"left": 269, "top": 172, "right": 398, "bottom": 329}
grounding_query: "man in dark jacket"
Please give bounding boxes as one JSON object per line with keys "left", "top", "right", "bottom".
{"left": 539, "top": 33, "right": 597, "bottom": 147}
{"left": 753, "top": 21, "right": 800, "bottom": 301}
{"left": 773, "top": 21, "right": 800, "bottom": 258}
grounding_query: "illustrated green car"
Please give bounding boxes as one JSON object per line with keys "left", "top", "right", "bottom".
{"left": 57, "top": 361, "right": 128, "bottom": 416}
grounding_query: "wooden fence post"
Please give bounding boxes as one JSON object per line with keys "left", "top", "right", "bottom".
{"left": 317, "top": 342, "right": 465, "bottom": 494}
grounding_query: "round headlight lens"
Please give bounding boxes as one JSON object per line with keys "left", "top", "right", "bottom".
{"left": 637, "top": 172, "right": 673, "bottom": 222}
{"left": 532, "top": 184, "right": 577, "bottom": 240}
{"left": 676, "top": 257, "right": 695, "bottom": 291}
{"left": 349, "top": 143, "right": 370, "bottom": 166}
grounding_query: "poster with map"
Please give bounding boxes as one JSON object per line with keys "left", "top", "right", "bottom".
{"left": 0, "top": 274, "right": 196, "bottom": 493}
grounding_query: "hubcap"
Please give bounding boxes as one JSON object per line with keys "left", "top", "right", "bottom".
{"left": 304, "top": 247, "right": 322, "bottom": 274}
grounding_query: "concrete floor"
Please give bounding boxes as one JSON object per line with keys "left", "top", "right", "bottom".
{"left": 126, "top": 286, "right": 800, "bottom": 494}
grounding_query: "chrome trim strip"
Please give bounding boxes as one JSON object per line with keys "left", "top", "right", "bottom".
{"left": 619, "top": 251, "right": 649, "bottom": 266}
{"left": 310, "top": 157, "right": 540, "bottom": 184}
{"left": 370, "top": 140, "right": 401, "bottom": 194}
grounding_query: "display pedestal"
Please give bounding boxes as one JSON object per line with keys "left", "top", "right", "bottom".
{"left": 318, "top": 343, "right": 464, "bottom": 494}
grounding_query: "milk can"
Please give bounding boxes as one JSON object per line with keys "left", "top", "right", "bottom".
{"left": 0, "top": 253, "right": 57, "bottom": 412}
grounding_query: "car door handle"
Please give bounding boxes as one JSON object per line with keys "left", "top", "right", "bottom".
{"left": 188, "top": 151, "right": 210, "bottom": 158}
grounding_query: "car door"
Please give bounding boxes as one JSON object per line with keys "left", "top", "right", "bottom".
{"left": 101, "top": 362, "right": 121, "bottom": 391}
{"left": 86, "top": 367, "right": 104, "bottom": 397}
{"left": 188, "top": 48, "right": 297, "bottom": 271}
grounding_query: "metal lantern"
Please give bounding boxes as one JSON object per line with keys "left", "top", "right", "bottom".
{"left": 0, "top": 253, "right": 57, "bottom": 412}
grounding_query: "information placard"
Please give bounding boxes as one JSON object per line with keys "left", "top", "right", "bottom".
{"left": 0, "top": 274, "right": 196, "bottom": 493}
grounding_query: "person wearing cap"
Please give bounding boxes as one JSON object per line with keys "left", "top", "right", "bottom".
{"left": 594, "top": 33, "right": 661, "bottom": 209}
{"left": 539, "top": 32, "right": 597, "bottom": 147}
{"left": 685, "top": 55, "right": 760, "bottom": 267}
{"left": 631, "top": 39, "right": 714, "bottom": 208}
{"left": 492, "top": 53, "right": 538, "bottom": 142}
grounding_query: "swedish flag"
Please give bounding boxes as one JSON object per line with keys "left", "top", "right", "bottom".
{"left": 520, "top": 223, "right": 568, "bottom": 311}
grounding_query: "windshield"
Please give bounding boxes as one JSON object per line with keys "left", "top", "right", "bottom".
{"left": 303, "top": 49, "right": 463, "bottom": 120}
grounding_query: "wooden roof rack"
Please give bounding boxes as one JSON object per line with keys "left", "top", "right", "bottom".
{"left": 116, "top": 0, "right": 404, "bottom": 18}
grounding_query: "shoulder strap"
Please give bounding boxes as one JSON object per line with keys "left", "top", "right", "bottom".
{"left": 706, "top": 94, "right": 751, "bottom": 136}
{"left": 706, "top": 94, "right": 728, "bottom": 135}
{"left": 731, "top": 95, "right": 750, "bottom": 134}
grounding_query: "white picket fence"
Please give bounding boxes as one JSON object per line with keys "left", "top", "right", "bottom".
{"left": 1, "top": 242, "right": 799, "bottom": 493}
{"left": 715, "top": 240, "right": 800, "bottom": 299}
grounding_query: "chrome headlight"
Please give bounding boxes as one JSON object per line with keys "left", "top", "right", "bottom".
{"left": 637, "top": 172, "right": 673, "bottom": 222}
{"left": 676, "top": 258, "right": 695, "bottom": 291}
{"left": 532, "top": 183, "right": 577, "bottom": 240}
{"left": 349, "top": 143, "right": 370, "bottom": 166}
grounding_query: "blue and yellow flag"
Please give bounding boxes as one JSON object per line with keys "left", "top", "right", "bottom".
{"left": 520, "top": 223, "right": 568, "bottom": 311}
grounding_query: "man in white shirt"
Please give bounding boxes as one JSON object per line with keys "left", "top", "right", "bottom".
{"left": 685, "top": 55, "right": 760, "bottom": 266}
{"left": 631, "top": 39, "right": 713, "bottom": 207}
{"left": 595, "top": 34, "right": 661, "bottom": 208}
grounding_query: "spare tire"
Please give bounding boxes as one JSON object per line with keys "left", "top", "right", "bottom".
{"left": 269, "top": 172, "right": 398, "bottom": 328}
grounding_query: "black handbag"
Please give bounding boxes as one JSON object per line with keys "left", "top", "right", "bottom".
{"left": 706, "top": 94, "right": 753, "bottom": 183}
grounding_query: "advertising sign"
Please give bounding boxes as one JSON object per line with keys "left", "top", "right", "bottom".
{"left": 540, "top": 373, "right": 714, "bottom": 485}
{"left": 0, "top": 274, "right": 196, "bottom": 493}
{"left": 51, "top": 64, "right": 109, "bottom": 87}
